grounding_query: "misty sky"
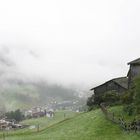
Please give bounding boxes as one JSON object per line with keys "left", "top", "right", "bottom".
{"left": 0, "top": 0, "right": 140, "bottom": 90}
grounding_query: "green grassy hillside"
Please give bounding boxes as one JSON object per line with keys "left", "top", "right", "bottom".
{"left": 1, "top": 107, "right": 140, "bottom": 140}
{"left": 0, "top": 111, "right": 78, "bottom": 138}
{"left": 21, "top": 111, "right": 78, "bottom": 130}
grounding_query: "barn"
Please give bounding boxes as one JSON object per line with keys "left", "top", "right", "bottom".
{"left": 91, "top": 77, "right": 128, "bottom": 95}
{"left": 127, "top": 58, "right": 140, "bottom": 88}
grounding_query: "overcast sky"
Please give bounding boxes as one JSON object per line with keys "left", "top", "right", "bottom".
{"left": 0, "top": 0, "right": 140, "bottom": 90}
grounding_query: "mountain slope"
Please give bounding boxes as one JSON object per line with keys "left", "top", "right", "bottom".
{"left": 0, "top": 79, "right": 80, "bottom": 111}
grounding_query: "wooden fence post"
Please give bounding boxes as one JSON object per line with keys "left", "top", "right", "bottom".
{"left": 37, "top": 124, "right": 39, "bottom": 132}
{"left": 3, "top": 132, "right": 5, "bottom": 140}
{"left": 112, "top": 112, "right": 115, "bottom": 121}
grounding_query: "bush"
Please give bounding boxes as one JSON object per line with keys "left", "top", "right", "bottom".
{"left": 102, "top": 91, "right": 120, "bottom": 105}
{"left": 123, "top": 104, "right": 136, "bottom": 116}
{"left": 87, "top": 95, "right": 94, "bottom": 107}
{"left": 120, "top": 91, "right": 133, "bottom": 104}
{"left": 87, "top": 90, "right": 121, "bottom": 110}
{"left": 130, "top": 73, "right": 140, "bottom": 114}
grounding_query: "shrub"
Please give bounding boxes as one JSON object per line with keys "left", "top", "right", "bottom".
{"left": 102, "top": 91, "right": 120, "bottom": 105}
{"left": 122, "top": 73, "right": 140, "bottom": 115}
{"left": 123, "top": 104, "right": 136, "bottom": 116}
{"left": 120, "top": 91, "right": 133, "bottom": 104}
{"left": 87, "top": 90, "right": 121, "bottom": 110}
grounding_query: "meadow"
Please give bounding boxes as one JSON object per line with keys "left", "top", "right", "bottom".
{"left": 0, "top": 107, "right": 140, "bottom": 140}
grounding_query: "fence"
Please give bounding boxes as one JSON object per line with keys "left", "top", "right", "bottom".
{"left": 100, "top": 103, "right": 140, "bottom": 132}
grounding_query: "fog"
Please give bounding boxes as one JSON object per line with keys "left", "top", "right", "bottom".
{"left": 0, "top": 0, "right": 140, "bottom": 90}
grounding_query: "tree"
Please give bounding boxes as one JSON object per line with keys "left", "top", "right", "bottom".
{"left": 5, "top": 109, "right": 24, "bottom": 122}
{"left": 124, "top": 73, "right": 140, "bottom": 115}
{"left": 87, "top": 95, "right": 94, "bottom": 107}
{"left": 132, "top": 74, "right": 140, "bottom": 114}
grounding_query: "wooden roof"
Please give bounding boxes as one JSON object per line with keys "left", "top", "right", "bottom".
{"left": 128, "top": 58, "right": 140, "bottom": 65}
{"left": 113, "top": 77, "right": 128, "bottom": 89}
{"left": 90, "top": 77, "right": 128, "bottom": 91}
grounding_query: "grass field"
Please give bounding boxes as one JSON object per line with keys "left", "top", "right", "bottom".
{"left": 0, "top": 107, "right": 140, "bottom": 140}
{"left": 0, "top": 110, "right": 79, "bottom": 139}
{"left": 21, "top": 110, "right": 78, "bottom": 130}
